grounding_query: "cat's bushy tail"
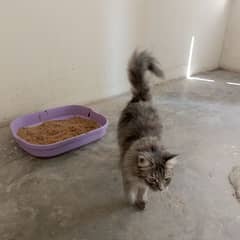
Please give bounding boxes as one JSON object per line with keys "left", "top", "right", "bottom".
{"left": 128, "top": 50, "right": 164, "bottom": 101}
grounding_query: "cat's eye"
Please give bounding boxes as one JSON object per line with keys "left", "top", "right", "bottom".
{"left": 165, "top": 178, "right": 171, "bottom": 185}
{"left": 139, "top": 156, "right": 145, "bottom": 163}
{"left": 138, "top": 156, "right": 150, "bottom": 167}
{"left": 151, "top": 145, "right": 157, "bottom": 152}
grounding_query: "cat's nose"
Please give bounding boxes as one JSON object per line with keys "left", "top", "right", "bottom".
{"left": 158, "top": 183, "right": 164, "bottom": 191}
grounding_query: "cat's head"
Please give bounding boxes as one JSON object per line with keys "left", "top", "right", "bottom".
{"left": 136, "top": 144, "right": 177, "bottom": 191}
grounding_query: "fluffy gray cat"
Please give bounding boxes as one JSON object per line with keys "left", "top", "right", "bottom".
{"left": 117, "top": 50, "right": 177, "bottom": 210}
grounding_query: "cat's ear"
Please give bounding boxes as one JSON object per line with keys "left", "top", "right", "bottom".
{"left": 163, "top": 152, "right": 178, "bottom": 169}
{"left": 137, "top": 155, "right": 150, "bottom": 168}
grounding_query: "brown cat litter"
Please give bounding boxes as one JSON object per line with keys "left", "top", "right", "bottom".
{"left": 17, "top": 117, "right": 99, "bottom": 145}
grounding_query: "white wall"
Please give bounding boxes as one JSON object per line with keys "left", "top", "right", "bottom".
{"left": 0, "top": 0, "right": 145, "bottom": 124}
{"left": 0, "top": 0, "right": 230, "bottom": 124}
{"left": 143, "top": 0, "right": 230, "bottom": 79}
{"left": 221, "top": 0, "right": 240, "bottom": 72}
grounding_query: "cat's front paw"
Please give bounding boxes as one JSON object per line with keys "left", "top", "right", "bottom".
{"left": 135, "top": 201, "right": 146, "bottom": 210}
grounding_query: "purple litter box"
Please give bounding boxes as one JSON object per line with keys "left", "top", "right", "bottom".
{"left": 10, "top": 105, "right": 108, "bottom": 158}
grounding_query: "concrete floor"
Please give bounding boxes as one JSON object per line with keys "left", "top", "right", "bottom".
{"left": 1, "top": 70, "right": 240, "bottom": 240}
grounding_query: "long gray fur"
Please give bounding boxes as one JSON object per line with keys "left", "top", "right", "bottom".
{"left": 117, "top": 50, "right": 177, "bottom": 210}
{"left": 128, "top": 50, "right": 164, "bottom": 102}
